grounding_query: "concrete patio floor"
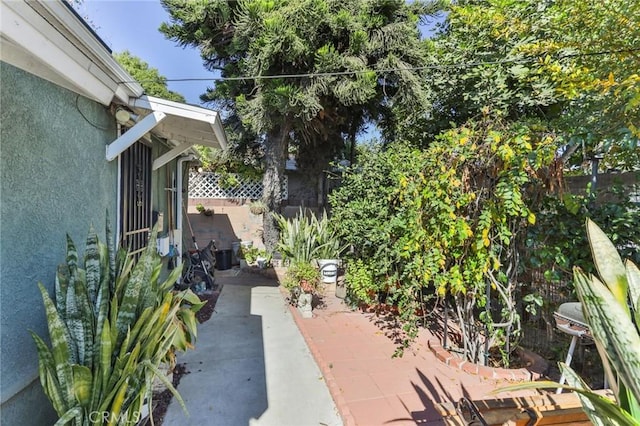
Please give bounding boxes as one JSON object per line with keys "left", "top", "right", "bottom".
{"left": 163, "top": 269, "right": 342, "bottom": 426}
{"left": 164, "top": 269, "right": 539, "bottom": 426}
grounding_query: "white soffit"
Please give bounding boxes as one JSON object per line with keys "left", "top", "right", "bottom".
{"left": 130, "top": 96, "right": 228, "bottom": 150}
{"left": 0, "top": 1, "right": 142, "bottom": 105}
{"left": 106, "top": 95, "right": 228, "bottom": 166}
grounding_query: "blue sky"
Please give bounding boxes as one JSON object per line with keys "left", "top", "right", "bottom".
{"left": 81, "top": 1, "right": 444, "bottom": 113}
{"left": 81, "top": 1, "right": 211, "bottom": 104}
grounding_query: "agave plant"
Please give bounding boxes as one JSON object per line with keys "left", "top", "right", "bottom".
{"left": 274, "top": 208, "right": 345, "bottom": 263}
{"left": 311, "top": 210, "right": 347, "bottom": 260}
{"left": 31, "top": 217, "right": 204, "bottom": 425}
{"left": 274, "top": 208, "right": 319, "bottom": 263}
{"left": 498, "top": 219, "right": 640, "bottom": 425}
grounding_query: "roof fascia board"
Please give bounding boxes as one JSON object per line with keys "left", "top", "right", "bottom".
{"left": 152, "top": 141, "right": 195, "bottom": 170}
{"left": 35, "top": 1, "right": 144, "bottom": 101}
{"left": 210, "top": 114, "right": 228, "bottom": 150}
{"left": 0, "top": 1, "right": 143, "bottom": 105}
{"left": 129, "top": 95, "right": 228, "bottom": 149}
{"left": 1, "top": 3, "right": 115, "bottom": 105}
{"left": 106, "top": 111, "right": 167, "bottom": 161}
{"left": 130, "top": 96, "right": 219, "bottom": 122}
{"left": 1, "top": 36, "right": 100, "bottom": 101}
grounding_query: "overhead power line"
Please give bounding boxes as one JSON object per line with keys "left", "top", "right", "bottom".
{"left": 118, "top": 47, "right": 640, "bottom": 85}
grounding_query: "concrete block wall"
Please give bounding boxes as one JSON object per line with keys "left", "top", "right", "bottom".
{"left": 186, "top": 199, "right": 265, "bottom": 252}
{"left": 186, "top": 199, "right": 322, "bottom": 254}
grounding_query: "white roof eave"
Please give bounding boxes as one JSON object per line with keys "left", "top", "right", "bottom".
{"left": 0, "top": 1, "right": 227, "bottom": 166}
{"left": 0, "top": 1, "right": 142, "bottom": 105}
{"left": 106, "top": 95, "right": 228, "bottom": 167}
{"left": 130, "top": 95, "right": 228, "bottom": 151}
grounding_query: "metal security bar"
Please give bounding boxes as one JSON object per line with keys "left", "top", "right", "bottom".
{"left": 120, "top": 141, "right": 152, "bottom": 258}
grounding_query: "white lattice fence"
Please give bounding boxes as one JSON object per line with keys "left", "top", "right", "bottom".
{"left": 189, "top": 172, "right": 288, "bottom": 200}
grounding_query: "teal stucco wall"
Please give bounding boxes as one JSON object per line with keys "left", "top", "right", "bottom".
{"left": 0, "top": 62, "right": 119, "bottom": 424}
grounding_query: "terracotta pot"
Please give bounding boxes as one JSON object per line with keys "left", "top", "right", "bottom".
{"left": 300, "top": 280, "right": 315, "bottom": 294}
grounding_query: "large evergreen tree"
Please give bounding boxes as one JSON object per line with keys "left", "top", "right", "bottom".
{"left": 159, "top": 0, "right": 443, "bottom": 250}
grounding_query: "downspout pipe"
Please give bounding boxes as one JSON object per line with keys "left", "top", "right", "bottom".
{"left": 176, "top": 155, "right": 197, "bottom": 266}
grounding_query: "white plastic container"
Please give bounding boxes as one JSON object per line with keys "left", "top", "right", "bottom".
{"left": 317, "top": 259, "right": 338, "bottom": 283}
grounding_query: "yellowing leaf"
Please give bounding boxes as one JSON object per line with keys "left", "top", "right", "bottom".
{"left": 527, "top": 212, "right": 536, "bottom": 225}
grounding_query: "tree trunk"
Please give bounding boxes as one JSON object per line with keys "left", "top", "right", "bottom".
{"left": 262, "top": 124, "right": 288, "bottom": 252}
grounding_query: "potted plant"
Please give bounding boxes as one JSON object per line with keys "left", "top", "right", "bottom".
{"left": 248, "top": 199, "right": 267, "bottom": 215}
{"left": 243, "top": 246, "right": 260, "bottom": 265}
{"left": 196, "top": 203, "right": 213, "bottom": 216}
{"left": 255, "top": 248, "right": 272, "bottom": 269}
{"left": 283, "top": 261, "right": 319, "bottom": 318}
{"left": 315, "top": 239, "right": 345, "bottom": 285}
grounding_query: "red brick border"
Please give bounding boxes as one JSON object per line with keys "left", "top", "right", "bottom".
{"left": 285, "top": 284, "right": 548, "bottom": 423}
{"left": 427, "top": 338, "right": 548, "bottom": 381}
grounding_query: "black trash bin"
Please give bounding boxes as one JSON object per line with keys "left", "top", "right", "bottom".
{"left": 215, "top": 249, "right": 233, "bottom": 270}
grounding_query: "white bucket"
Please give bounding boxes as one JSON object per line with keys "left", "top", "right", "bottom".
{"left": 231, "top": 241, "right": 241, "bottom": 254}
{"left": 317, "top": 259, "right": 338, "bottom": 283}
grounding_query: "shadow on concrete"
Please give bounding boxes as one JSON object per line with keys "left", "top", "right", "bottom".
{"left": 165, "top": 269, "right": 341, "bottom": 426}
{"left": 164, "top": 271, "right": 273, "bottom": 425}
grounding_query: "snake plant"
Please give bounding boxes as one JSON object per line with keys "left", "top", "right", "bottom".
{"left": 498, "top": 219, "right": 640, "bottom": 425}
{"left": 31, "top": 217, "right": 204, "bottom": 425}
{"left": 274, "top": 208, "right": 345, "bottom": 263}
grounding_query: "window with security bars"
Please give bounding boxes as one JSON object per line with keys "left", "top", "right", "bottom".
{"left": 119, "top": 141, "right": 152, "bottom": 259}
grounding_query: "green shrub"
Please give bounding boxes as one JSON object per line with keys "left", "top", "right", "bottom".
{"left": 526, "top": 183, "right": 640, "bottom": 284}
{"left": 274, "top": 208, "right": 344, "bottom": 263}
{"left": 330, "top": 120, "right": 558, "bottom": 360}
{"left": 240, "top": 246, "right": 260, "bottom": 264}
{"left": 283, "top": 261, "right": 320, "bottom": 293}
{"left": 345, "top": 259, "right": 378, "bottom": 305}
{"left": 274, "top": 208, "right": 318, "bottom": 263}
{"left": 312, "top": 211, "right": 345, "bottom": 260}
{"left": 329, "top": 143, "right": 419, "bottom": 312}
